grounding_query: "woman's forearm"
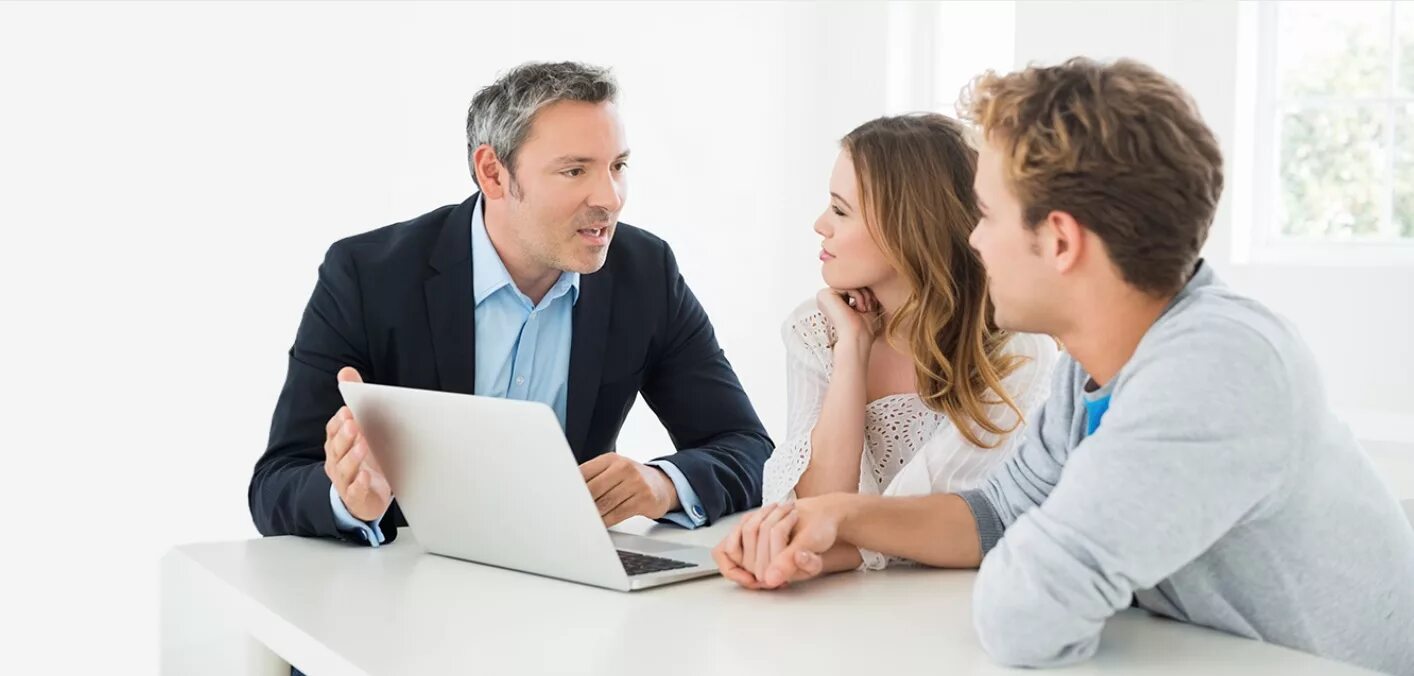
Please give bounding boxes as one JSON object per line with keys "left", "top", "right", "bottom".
{"left": 794, "top": 337, "right": 870, "bottom": 497}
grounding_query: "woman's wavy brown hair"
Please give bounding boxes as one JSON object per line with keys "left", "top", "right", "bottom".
{"left": 843, "top": 114, "right": 1026, "bottom": 448}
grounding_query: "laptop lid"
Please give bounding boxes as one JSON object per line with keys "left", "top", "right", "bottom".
{"left": 338, "top": 381, "right": 629, "bottom": 589}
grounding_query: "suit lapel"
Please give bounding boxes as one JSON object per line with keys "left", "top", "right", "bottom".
{"left": 566, "top": 264, "right": 613, "bottom": 459}
{"left": 424, "top": 195, "right": 478, "bottom": 395}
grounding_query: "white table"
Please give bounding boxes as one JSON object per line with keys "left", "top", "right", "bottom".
{"left": 161, "top": 517, "right": 1377, "bottom": 675}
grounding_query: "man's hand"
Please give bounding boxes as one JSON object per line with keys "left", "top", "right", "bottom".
{"left": 712, "top": 502, "right": 801, "bottom": 589}
{"left": 713, "top": 494, "right": 859, "bottom": 590}
{"left": 324, "top": 367, "right": 393, "bottom": 522}
{"left": 578, "top": 454, "right": 680, "bottom": 527}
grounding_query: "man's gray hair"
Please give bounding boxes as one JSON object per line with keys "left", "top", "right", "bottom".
{"left": 466, "top": 61, "right": 619, "bottom": 187}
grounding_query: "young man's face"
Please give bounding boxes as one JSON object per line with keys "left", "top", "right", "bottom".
{"left": 969, "top": 138, "right": 1060, "bottom": 335}
{"left": 500, "top": 100, "right": 629, "bottom": 275}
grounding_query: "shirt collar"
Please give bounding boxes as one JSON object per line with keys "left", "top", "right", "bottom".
{"left": 470, "top": 195, "right": 581, "bottom": 307}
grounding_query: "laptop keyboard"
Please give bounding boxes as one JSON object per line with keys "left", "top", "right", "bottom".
{"left": 616, "top": 550, "right": 696, "bottom": 576}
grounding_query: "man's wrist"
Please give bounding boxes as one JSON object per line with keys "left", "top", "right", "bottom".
{"left": 650, "top": 465, "right": 682, "bottom": 514}
{"left": 833, "top": 493, "right": 870, "bottom": 544}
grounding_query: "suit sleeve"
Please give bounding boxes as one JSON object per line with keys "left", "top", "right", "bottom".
{"left": 637, "top": 243, "right": 774, "bottom": 523}
{"left": 248, "top": 242, "right": 403, "bottom": 544}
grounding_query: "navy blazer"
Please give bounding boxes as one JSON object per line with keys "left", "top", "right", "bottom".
{"left": 249, "top": 194, "right": 772, "bottom": 544}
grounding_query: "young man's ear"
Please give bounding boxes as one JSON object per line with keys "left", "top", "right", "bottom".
{"left": 472, "top": 144, "right": 509, "bottom": 199}
{"left": 1042, "top": 210, "right": 1087, "bottom": 275}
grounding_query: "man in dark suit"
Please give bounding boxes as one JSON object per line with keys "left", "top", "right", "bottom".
{"left": 249, "top": 61, "right": 772, "bottom": 547}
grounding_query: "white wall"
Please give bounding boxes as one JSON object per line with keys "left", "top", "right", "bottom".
{"left": 1012, "top": 0, "right": 1414, "bottom": 440}
{"left": 0, "top": 1, "right": 892, "bottom": 671}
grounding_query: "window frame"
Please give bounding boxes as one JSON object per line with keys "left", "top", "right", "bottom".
{"left": 1244, "top": 0, "right": 1414, "bottom": 266}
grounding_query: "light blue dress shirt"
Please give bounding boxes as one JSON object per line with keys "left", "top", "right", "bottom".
{"left": 331, "top": 197, "right": 705, "bottom": 546}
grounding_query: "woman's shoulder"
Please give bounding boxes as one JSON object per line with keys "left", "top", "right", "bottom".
{"left": 1003, "top": 330, "right": 1060, "bottom": 363}
{"left": 997, "top": 331, "right": 1063, "bottom": 400}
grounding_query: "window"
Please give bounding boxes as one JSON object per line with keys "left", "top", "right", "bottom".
{"left": 884, "top": 2, "right": 1015, "bottom": 117}
{"left": 1247, "top": 1, "right": 1414, "bottom": 264}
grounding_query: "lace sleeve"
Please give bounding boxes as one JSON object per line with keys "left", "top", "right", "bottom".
{"left": 761, "top": 302, "right": 833, "bottom": 505}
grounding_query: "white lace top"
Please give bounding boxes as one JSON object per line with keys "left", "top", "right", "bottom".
{"left": 763, "top": 298, "right": 1059, "bottom": 570}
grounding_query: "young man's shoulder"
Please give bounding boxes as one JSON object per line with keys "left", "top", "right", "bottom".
{"left": 1156, "top": 280, "right": 1301, "bottom": 365}
{"left": 1122, "top": 280, "right": 1309, "bottom": 412}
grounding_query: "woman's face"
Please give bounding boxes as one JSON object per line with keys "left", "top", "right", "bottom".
{"left": 815, "top": 150, "right": 897, "bottom": 291}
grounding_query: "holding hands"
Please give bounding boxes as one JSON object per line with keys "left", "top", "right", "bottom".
{"left": 711, "top": 495, "right": 861, "bottom": 590}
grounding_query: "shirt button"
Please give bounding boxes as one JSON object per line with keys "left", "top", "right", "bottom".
{"left": 515, "top": 376, "right": 526, "bottom": 385}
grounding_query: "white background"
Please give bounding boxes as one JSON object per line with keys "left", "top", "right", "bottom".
{"left": 1, "top": 1, "right": 1409, "bottom": 672}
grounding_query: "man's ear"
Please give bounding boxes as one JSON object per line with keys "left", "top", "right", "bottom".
{"left": 1042, "top": 210, "right": 1087, "bottom": 275}
{"left": 472, "top": 144, "right": 508, "bottom": 199}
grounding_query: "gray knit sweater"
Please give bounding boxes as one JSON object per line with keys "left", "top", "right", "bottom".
{"left": 959, "top": 262, "right": 1414, "bottom": 675}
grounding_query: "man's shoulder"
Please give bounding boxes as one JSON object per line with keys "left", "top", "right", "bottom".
{"left": 325, "top": 202, "right": 462, "bottom": 270}
{"left": 604, "top": 222, "right": 669, "bottom": 266}
{"left": 609, "top": 221, "right": 663, "bottom": 246}
{"left": 598, "top": 222, "right": 681, "bottom": 291}
{"left": 1151, "top": 282, "right": 1298, "bottom": 368}
{"left": 1119, "top": 282, "right": 1305, "bottom": 408}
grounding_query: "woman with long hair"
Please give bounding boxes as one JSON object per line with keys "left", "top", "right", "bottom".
{"left": 716, "top": 114, "right": 1057, "bottom": 579}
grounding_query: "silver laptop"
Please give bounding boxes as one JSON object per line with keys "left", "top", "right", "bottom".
{"left": 338, "top": 381, "right": 719, "bottom": 591}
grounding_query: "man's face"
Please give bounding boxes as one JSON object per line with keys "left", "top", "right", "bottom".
{"left": 969, "top": 138, "right": 1058, "bottom": 334}
{"left": 500, "top": 100, "right": 629, "bottom": 274}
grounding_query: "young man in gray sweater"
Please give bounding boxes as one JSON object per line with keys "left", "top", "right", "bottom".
{"left": 714, "top": 58, "right": 1414, "bottom": 674}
